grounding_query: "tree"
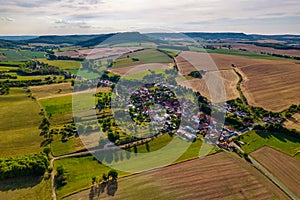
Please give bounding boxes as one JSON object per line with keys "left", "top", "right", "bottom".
{"left": 102, "top": 173, "right": 108, "bottom": 181}
{"left": 108, "top": 169, "right": 118, "bottom": 180}
{"left": 0, "top": 83, "right": 9, "bottom": 95}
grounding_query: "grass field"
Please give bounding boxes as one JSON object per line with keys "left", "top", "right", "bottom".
{"left": 251, "top": 146, "right": 300, "bottom": 198}
{"left": 51, "top": 136, "right": 86, "bottom": 156}
{"left": 66, "top": 152, "right": 288, "bottom": 200}
{"left": 113, "top": 49, "right": 172, "bottom": 67}
{"left": 108, "top": 63, "right": 170, "bottom": 77}
{"left": 236, "top": 130, "right": 300, "bottom": 156}
{"left": 0, "top": 49, "right": 45, "bottom": 61}
{"left": 0, "top": 176, "right": 52, "bottom": 200}
{"left": 37, "top": 58, "right": 82, "bottom": 70}
{"left": 39, "top": 95, "right": 73, "bottom": 125}
{"left": 0, "top": 88, "right": 43, "bottom": 157}
{"left": 54, "top": 156, "right": 130, "bottom": 198}
{"left": 30, "top": 82, "right": 73, "bottom": 100}
{"left": 238, "top": 62, "right": 300, "bottom": 112}
{"left": 67, "top": 69, "right": 100, "bottom": 79}
{"left": 284, "top": 112, "right": 300, "bottom": 131}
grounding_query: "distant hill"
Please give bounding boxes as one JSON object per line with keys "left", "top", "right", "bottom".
{"left": 0, "top": 39, "right": 19, "bottom": 48}
{"left": 100, "top": 32, "right": 166, "bottom": 46}
{"left": 76, "top": 33, "right": 116, "bottom": 47}
{"left": 184, "top": 32, "right": 251, "bottom": 40}
{"left": 26, "top": 34, "right": 101, "bottom": 45}
{"left": 0, "top": 36, "right": 38, "bottom": 41}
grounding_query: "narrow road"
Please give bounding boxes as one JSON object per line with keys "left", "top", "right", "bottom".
{"left": 232, "top": 142, "right": 299, "bottom": 200}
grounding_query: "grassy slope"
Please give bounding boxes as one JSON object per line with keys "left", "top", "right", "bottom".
{"left": 0, "top": 88, "right": 43, "bottom": 157}
{"left": 0, "top": 176, "right": 52, "bottom": 200}
{"left": 37, "top": 58, "right": 82, "bottom": 70}
{"left": 237, "top": 130, "right": 300, "bottom": 156}
{"left": 113, "top": 49, "right": 171, "bottom": 67}
{"left": 0, "top": 49, "right": 45, "bottom": 61}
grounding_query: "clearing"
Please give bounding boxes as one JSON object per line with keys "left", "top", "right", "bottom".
{"left": 251, "top": 146, "right": 300, "bottom": 198}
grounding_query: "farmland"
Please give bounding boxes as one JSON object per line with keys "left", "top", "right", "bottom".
{"left": 65, "top": 152, "right": 288, "bottom": 200}
{"left": 236, "top": 130, "right": 300, "bottom": 156}
{"left": 177, "top": 70, "right": 240, "bottom": 101}
{"left": 108, "top": 63, "right": 171, "bottom": 76}
{"left": 113, "top": 48, "right": 172, "bottom": 67}
{"left": 284, "top": 112, "right": 300, "bottom": 131}
{"left": 0, "top": 88, "right": 43, "bottom": 157}
{"left": 238, "top": 61, "right": 300, "bottom": 112}
{"left": 30, "top": 82, "right": 73, "bottom": 100}
{"left": 0, "top": 49, "right": 45, "bottom": 61}
{"left": 0, "top": 176, "right": 52, "bottom": 200}
{"left": 39, "top": 95, "right": 73, "bottom": 125}
{"left": 251, "top": 146, "right": 300, "bottom": 198}
{"left": 36, "top": 58, "right": 82, "bottom": 70}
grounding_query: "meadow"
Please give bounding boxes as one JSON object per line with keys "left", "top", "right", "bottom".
{"left": 37, "top": 58, "right": 82, "bottom": 70}
{"left": 30, "top": 82, "right": 73, "bottom": 100}
{"left": 39, "top": 95, "right": 73, "bottom": 125}
{"left": 236, "top": 130, "right": 300, "bottom": 156}
{"left": 0, "top": 176, "right": 52, "bottom": 200}
{"left": 0, "top": 88, "right": 43, "bottom": 157}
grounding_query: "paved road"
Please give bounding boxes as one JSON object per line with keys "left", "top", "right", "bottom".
{"left": 232, "top": 142, "right": 299, "bottom": 200}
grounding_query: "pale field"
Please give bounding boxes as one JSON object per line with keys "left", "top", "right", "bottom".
{"left": 251, "top": 146, "right": 300, "bottom": 198}
{"left": 238, "top": 62, "right": 300, "bottom": 112}
{"left": 284, "top": 112, "right": 300, "bottom": 131}
{"left": 66, "top": 152, "right": 288, "bottom": 200}
{"left": 177, "top": 70, "right": 240, "bottom": 101}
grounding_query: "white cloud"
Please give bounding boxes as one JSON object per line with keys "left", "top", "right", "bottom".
{"left": 0, "top": 0, "right": 299, "bottom": 35}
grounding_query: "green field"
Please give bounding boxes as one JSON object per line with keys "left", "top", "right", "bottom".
{"left": 67, "top": 69, "right": 99, "bottom": 79}
{"left": 113, "top": 49, "right": 171, "bottom": 67}
{"left": 0, "top": 66, "right": 19, "bottom": 71}
{"left": 189, "top": 46, "right": 296, "bottom": 61}
{"left": 51, "top": 136, "right": 86, "bottom": 156}
{"left": 39, "top": 95, "right": 73, "bottom": 125}
{"left": 0, "top": 88, "right": 43, "bottom": 157}
{"left": 0, "top": 49, "right": 45, "bottom": 61}
{"left": 54, "top": 156, "right": 129, "bottom": 198}
{"left": 37, "top": 58, "right": 82, "bottom": 70}
{"left": 236, "top": 130, "right": 300, "bottom": 156}
{"left": 0, "top": 176, "right": 52, "bottom": 200}
{"left": 123, "top": 68, "right": 167, "bottom": 80}
{"left": 54, "top": 133, "right": 213, "bottom": 198}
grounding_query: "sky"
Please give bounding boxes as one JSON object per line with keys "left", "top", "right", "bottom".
{"left": 0, "top": 0, "right": 300, "bottom": 35}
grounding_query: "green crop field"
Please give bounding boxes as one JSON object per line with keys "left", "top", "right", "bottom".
{"left": 236, "top": 130, "right": 300, "bottom": 156}
{"left": 0, "top": 88, "right": 43, "bottom": 157}
{"left": 67, "top": 69, "right": 100, "bottom": 79}
{"left": 0, "top": 66, "right": 19, "bottom": 71}
{"left": 54, "top": 156, "right": 129, "bottom": 198}
{"left": 113, "top": 49, "right": 172, "bottom": 67}
{"left": 0, "top": 49, "right": 45, "bottom": 61}
{"left": 37, "top": 58, "right": 82, "bottom": 70}
{"left": 0, "top": 176, "right": 52, "bottom": 200}
{"left": 39, "top": 95, "right": 73, "bottom": 125}
{"left": 189, "top": 46, "right": 295, "bottom": 61}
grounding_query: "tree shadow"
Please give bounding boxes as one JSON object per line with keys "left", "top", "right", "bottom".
{"left": 40, "top": 139, "right": 51, "bottom": 147}
{"left": 0, "top": 176, "right": 42, "bottom": 191}
{"left": 107, "top": 180, "right": 118, "bottom": 196}
{"left": 89, "top": 180, "right": 118, "bottom": 199}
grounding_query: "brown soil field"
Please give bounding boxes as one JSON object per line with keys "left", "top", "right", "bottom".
{"left": 178, "top": 70, "right": 239, "bottom": 101}
{"left": 284, "top": 112, "right": 300, "bottom": 131}
{"left": 30, "top": 82, "right": 111, "bottom": 100}
{"left": 65, "top": 152, "right": 288, "bottom": 200}
{"left": 108, "top": 63, "right": 171, "bottom": 76}
{"left": 30, "top": 82, "right": 73, "bottom": 99}
{"left": 238, "top": 61, "right": 300, "bottom": 112}
{"left": 231, "top": 44, "right": 300, "bottom": 58}
{"left": 251, "top": 146, "right": 300, "bottom": 198}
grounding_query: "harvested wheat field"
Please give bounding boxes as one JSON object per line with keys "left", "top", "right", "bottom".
{"left": 284, "top": 112, "right": 300, "bottom": 131}
{"left": 251, "top": 146, "right": 300, "bottom": 198}
{"left": 178, "top": 70, "right": 239, "bottom": 101}
{"left": 108, "top": 63, "right": 171, "bottom": 76}
{"left": 66, "top": 152, "right": 288, "bottom": 200}
{"left": 238, "top": 62, "right": 300, "bottom": 112}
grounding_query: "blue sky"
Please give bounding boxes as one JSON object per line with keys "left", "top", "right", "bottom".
{"left": 0, "top": 0, "right": 299, "bottom": 35}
